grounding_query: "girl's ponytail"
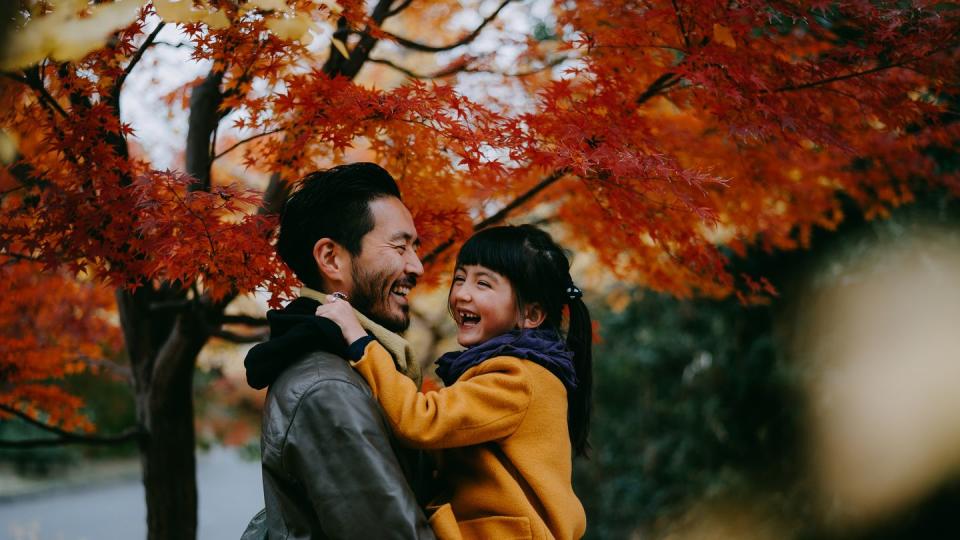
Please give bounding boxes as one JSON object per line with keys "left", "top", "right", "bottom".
{"left": 565, "top": 293, "right": 593, "bottom": 458}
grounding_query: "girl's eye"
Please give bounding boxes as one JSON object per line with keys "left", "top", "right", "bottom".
{"left": 452, "top": 275, "right": 465, "bottom": 283}
{"left": 477, "top": 281, "right": 490, "bottom": 288}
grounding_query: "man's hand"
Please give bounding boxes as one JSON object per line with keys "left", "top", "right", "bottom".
{"left": 315, "top": 295, "right": 367, "bottom": 344}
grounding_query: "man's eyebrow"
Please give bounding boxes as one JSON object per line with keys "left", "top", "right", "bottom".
{"left": 389, "top": 232, "right": 419, "bottom": 245}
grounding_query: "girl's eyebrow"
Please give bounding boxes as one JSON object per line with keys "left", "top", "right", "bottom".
{"left": 472, "top": 269, "right": 500, "bottom": 281}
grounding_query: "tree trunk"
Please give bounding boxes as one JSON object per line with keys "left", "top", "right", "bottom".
{"left": 117, "top": 287, "right": 210, "bottom": 540}
{"left": 141, "top": 341, "right": 199, "bottom": 540}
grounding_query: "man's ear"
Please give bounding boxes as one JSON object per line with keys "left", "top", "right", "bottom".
{"left": 312, "top": 238, "right": 350, "bottom": 285}
{"left": 519, "top": 303, "right": 546, "bottom": 329}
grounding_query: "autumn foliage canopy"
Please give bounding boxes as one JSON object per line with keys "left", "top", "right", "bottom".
{"left": 2, "top": 0, "right": 959, "bottom": 440}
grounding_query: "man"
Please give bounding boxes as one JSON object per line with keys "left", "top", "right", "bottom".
{"left": 242, "top": 163, "right": 435, "bottom": 539}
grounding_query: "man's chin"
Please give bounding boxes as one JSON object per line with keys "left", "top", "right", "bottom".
{"left": 369, "top": 307, "right": 410, "bottom": 333}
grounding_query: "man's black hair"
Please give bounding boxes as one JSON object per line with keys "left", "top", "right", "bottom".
{"left": 277, "top": 163, "right": 402, "bottom": 289}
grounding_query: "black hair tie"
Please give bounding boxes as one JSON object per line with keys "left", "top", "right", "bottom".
{"left": 566, "top": 284, "right": 583, "bottom": 301}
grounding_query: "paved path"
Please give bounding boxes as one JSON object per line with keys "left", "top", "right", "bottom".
{"left": 0, "top": 447, "right": 263, "bottom": 540}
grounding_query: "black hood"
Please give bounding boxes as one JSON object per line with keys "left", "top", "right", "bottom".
{"left": 244, "top": 297, "right": 348, "bottom": 390}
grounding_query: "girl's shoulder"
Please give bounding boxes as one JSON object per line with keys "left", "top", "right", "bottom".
{"left": 460, "top": 354, "right": 529, "bottom": 376}
{"left": 461, "top": 355, "right": 560, "bottom": 383}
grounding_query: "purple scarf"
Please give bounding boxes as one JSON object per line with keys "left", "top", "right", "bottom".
{"left": 435, "top": 328, "right": 579, "bottom": 390}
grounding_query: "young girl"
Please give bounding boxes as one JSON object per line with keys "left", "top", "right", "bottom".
{"left": 316, "top": 224, "right": 592, "bottom": 540}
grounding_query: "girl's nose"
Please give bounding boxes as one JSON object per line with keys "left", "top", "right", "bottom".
{"left": 452, "top": 285, "right": 472, "bottom": 302}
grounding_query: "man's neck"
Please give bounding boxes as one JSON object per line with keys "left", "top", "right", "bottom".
{"left": 299, "top": 286, "right": 421, "bottom": 387}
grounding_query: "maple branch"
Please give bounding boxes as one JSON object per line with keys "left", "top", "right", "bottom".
{"left": 635, "top": 72, "right": 682, "bottom": 106}
{"left": 382, "top": 0, "right": 513, "bottom": 52}
{"left": 0, "top": 404, "right": 140, "bottom": 448}
{"left": 773, "top": 45, "right": 954, "bottom": 93}
{"left": 0, "top": 252, "right": 43, "bottom": 263}
{"left": 367, "top": 57, "right": 451, "bottom": 79}
{"left": 323, "top": 0, "right": 397, "bottom": 78}
{"left": 671, "top": 0, "right": 691, "bottom": 49}
{"left": 212, "top": 128, "right": 284, "bottom": 161}
{"left": 115, "top": 21, "right": 166, "bottom": 96}
{"left": 421, "top": 168, "right": 570, "bottom": 264}
{"left": 166, "top": 182, "right": 219, "bottom": 258}
{"left": 149, "top": 299, "right": 192, "bottom": 313}
{"left": 368, "top": 56, "right": 567, "bottom": 79}
{"left": 0, "top": 72, "right": 27, "bottom": 84}
{"left": 0, "top": 185, "right": 26, "bottom": 196}
{"left": 154, "top": 40, "right": 191, "bottom": 49}
{"left": 211, "top": 328, "right": 268, "bottom": 343}
{"left": 6, "top": 69, "right": 69, "bottom": 119}
{"left": 477, "top": 168, "right": 571, "bottom": 230}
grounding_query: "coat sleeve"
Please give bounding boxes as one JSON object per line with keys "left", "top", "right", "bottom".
{"left": 282, "top": 379, "right": 436, "bottom": 540}
{"left": 352, "top": 341, "right": 533, "bottom": 449}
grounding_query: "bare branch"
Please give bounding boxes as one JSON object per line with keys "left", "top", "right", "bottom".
{"left": 154, "top": 40, "right": 191, "bottom": 49}
{"left": 149, "top": 299, "right": 192, "bottom": 312}
{"left": 213, "top": 128, "right": 284, "bottom": 161}
{"left": 211, "top": 328, "right": 268, "bottom": 343}
{"left": 386, "top": 0, "right": 415, "bottom": 18}
{"left": 220, "top": 314, "right": 269, "bottom": 326}
{"left": 0, "top": 404, "right": 140, "bottom": 447}
{"left": 0, "top": 252, "right": 44, "bottom": 263}
{"left": 7, "top": 69, "right": 69, "bottom": 118}
{"left": 422, "top": 168, "right": 570, "bottom": 264}
{"left": 115, "top": 22, "right": 166, "bottom": 95}
{"left": 368, "top": 56, "right": 568, "bottom": 80}
{"left": 635, "top": 72, "right": 682, "bottom": 105}
{"left": 0, "top": 72, "right": 28, "bottom": 84}
{"left": 383, "top": 0, "right": 513, "bottom": 53}
{"left": 772, "top": 36, "right": 958, "bottom": 94}
{"left": 773, "top": 54, "right": 945, "bottom": 93}
{"left": 671, "top": 0, "right": 691, "bottom": 50}
{"left": 367, "top": 57, "right": 437, "bottom": 79}
{"left": 475, "top": 167, "right": 570, "bottom": 231}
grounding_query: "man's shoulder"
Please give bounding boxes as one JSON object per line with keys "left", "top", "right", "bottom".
{"left": 261, "top": 351, "right": 377, "bottom": 450}
{"left": 268, "top": 350, "right": 371, "bottom": 403}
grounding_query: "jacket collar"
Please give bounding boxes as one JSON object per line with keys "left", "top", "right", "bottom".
{"left": 300, "top": 286, "right": 421, "bottom": 388}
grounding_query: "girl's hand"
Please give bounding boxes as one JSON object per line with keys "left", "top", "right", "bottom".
{"left": 315, "top": 295, "right": 367, "bottom": 344}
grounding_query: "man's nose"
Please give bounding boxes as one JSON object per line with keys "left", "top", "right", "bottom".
{"left": 406, "top": 249, "right": 424, "bottom": 277}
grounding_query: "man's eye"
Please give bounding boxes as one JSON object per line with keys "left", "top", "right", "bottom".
{"left": 394, "top": 245, "right": 406, "bottom": 253}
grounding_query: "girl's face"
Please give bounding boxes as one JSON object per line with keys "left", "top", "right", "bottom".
{"left": 449, "top": 264, "right": 521, "bottom": 347}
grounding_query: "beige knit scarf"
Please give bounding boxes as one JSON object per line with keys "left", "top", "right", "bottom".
{"left": 300, "top": 286, "right": 421, "bottom": 387}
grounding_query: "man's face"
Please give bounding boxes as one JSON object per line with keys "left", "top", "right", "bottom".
{"left": 347, "top": 197, "right": 423, "bottom": 332}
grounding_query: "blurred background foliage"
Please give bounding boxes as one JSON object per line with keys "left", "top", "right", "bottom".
{"left": 574, "top": 185, "right": 960, "bottom": 539}
{"left": 0, "top": 369, "right": 137, "bottom": 475}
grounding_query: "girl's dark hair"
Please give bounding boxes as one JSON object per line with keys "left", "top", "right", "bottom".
{"left": 455, "top": 224, "right": 593, "bottom": 457}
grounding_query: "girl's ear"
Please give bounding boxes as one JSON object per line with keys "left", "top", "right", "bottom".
{"left": 313, "top": 238, "right": 351, "bottom": 284}
{"left": 519, "top": 302, "right": 546, "bottom": 329}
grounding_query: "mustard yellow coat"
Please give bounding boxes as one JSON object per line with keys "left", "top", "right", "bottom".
{"left": 353, "top": 341, "right": 587, "bottom": 540}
